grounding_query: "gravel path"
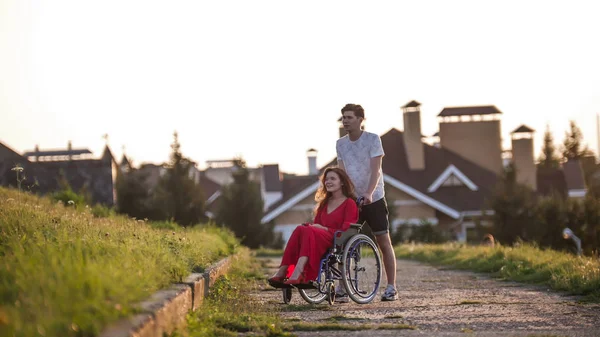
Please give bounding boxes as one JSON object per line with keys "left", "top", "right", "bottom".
{"left": 252, "top": 257, "right": 600, "bottom": 337}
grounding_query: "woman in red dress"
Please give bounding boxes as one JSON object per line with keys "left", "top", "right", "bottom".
{"left": 268, "top": 167, "right": 359, "bottom": 286}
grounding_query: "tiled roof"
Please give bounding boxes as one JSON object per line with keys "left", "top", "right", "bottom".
{"left": 262, "top": 164, "right": 282, "bottom": 192}
{"left": 438, "top": 106, "right": 502, "bottom": 117}
{"left": 23, "top": 149, "right": 92, "bottom": 157}
{"left": 562, "top": 160, "right": 586, "bottom": 190}
{"left": 199, "top": 174, "right": 221, "bottom": 201}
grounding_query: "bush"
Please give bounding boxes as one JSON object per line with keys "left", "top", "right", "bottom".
{"left": 52, "top": 188, "right": 86, "bottom": 207}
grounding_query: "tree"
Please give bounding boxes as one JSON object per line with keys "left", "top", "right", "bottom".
{"left": 215, "top": 158, "right": 274, "bottom": 248}
{"left": 581, "top": 194, "right": 600, "bottom": 255}
{"left": 533, "top": 193, "right": 569, "bottom": 250}
{"left": 153, "top": 132, "right": 206, "bottom": 226}
{"left": 489, "top": 163, "right": 537, "bottom": 245}
{"left": 562, "top": 120, "right": 591, "bottom": 161}
{"left": 537, "top": 124, "right": 560, "bottom": 170}
{"left": 116, "top": 166, "right": 153, "bottom": 219}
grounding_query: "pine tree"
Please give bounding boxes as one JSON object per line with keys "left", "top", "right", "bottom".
{"left": 537, "top": 124, "right": 560, "bottom": 169}
{"left": 215, "top": 158, "right": 274, "bottom": 248}
{"left": 153, "top": 132, "right": 206, "bottom": 226}
{"left": 562, "top": 120, "right": 590, "bottom": 160}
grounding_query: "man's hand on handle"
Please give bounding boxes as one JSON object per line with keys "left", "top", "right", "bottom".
{"left": 360, "top": 193, "right": 373, "bottom": 205}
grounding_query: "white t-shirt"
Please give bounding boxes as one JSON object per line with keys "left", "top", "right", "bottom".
{"left": 336, "top": 131, "right": 385, "bottom": 202}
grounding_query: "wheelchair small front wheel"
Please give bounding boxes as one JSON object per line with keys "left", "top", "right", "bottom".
{"left": 341, "top": 234, "right": 382, "bottom": 304}
{"left": 326, "top": 282, "right": 335, "bottom": 305}
{"left": 282, "top": 288, "right": 292, "bottom": 304}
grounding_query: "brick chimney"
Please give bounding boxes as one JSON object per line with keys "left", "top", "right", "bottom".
{"left": 511, "top": 125, "right": 537, "bottom": 190}
{"left": 438, "top": 106, "right": 503, "bottom": 175}
{"left": 307, "top": 148, "right": 318, "bottom": 175}
{"left": 402, "top": 100, "right": 425, "bottom": 170}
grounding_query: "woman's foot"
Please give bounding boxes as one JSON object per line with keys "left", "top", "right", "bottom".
{"left": 283, "top": 270, "right": 308, "bottom": 285}
{"left": 268, "top": 266, "right": 288, "bottom": 287}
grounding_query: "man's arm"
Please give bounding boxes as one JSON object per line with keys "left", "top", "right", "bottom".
{"left": 337, "top": 159, "right": 346, "bottom": 171}
{"left": 362, "top": 155, "right": 382, "bottom": 204}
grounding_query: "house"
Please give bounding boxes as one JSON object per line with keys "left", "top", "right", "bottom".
{"left": 260, "top": 101, "right": 590, "bottom": 244}
{"left": 0, "top": 140, "right": 120, "bottom": 205}
{"left": 262, "top": 101, "right": 502, "bottom": 243}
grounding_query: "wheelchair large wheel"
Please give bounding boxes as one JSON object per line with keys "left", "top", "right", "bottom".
{"left": 299, "top": 270, "right": 327, "bottom": 304}
{"left": 341, "top": 234, "right": 382, "bottom": 304}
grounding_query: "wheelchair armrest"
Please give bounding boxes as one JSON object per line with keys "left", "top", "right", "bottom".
{"left": 349, "top": 223, "right": 363, "bottom": 230}
{"left": 333, "top": 226, "right": 360, "bottom": 246}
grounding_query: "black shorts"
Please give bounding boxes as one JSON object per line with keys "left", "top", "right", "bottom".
{"left": 358, "top": 197, "right": 390, "bottom": 236}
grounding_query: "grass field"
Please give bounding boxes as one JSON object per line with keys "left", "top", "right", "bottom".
{"left": 396, "top": 242, "right": 600, "bottom": 301}
{"left": 0, "top": 187, "right": 239, "bottom": 337}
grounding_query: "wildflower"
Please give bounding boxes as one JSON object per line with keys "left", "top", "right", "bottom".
{"left": 67, "top": 200, "right": 75, "bottom": 205}
{"left": 11, "top": 166, "right": 24, "bottom": 172}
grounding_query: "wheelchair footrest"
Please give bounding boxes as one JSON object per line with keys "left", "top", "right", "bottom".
{"left": 268, "top": 279, "right": 293, "bottom": 289}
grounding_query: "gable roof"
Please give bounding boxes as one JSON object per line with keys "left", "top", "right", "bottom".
{"left": 402, "top": 100, "right": 421, "bottom": 108}
{"left": 511, "top": 125, "right": 535, "bottom": 134}
{"left": 438, "top": 106, "right": 502, "bottom": 117}
{"left": 427, "top": 164, "right": 479, "bottom": 192}
{"left": 261, "top": 128, "right": 499, "bottom": 223}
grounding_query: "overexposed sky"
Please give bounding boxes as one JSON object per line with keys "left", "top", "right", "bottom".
{"left": 1, "top": 0, "right": 599, "bottom": 175}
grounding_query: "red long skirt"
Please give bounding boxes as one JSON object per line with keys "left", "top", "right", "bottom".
{"left": 280, "top": 225, "right": 333, "bottom": 281}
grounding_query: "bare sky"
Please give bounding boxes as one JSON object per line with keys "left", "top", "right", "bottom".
{"left": 1, "top": 0, "right": 599, "bottom": 175}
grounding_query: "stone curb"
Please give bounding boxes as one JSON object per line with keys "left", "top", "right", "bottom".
{"left": 99, "top": 256, "right": 233, "bottom": 337}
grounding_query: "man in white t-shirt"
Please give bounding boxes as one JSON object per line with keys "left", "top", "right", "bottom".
{"left": 335, "top": 103, "right": 398, "bottom": 302}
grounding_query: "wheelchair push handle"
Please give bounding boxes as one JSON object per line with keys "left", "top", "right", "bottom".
{"left": 356, "top": 197, "right": 365, "bottom": 210}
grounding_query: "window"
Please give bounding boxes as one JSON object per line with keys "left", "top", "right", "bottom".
{"left": 441, "top": 174, "right": 463, "bottom": 187}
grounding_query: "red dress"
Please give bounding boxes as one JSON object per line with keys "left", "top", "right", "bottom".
{"left": 281, "top": 198, "right": 359, "bottom": 281}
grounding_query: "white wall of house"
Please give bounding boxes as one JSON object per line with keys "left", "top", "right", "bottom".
{"left": 274, "top": 224, "right": 299, "bottom": 244}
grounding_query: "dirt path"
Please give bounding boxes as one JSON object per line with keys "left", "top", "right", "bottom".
{"left": 252, "top": 257, "right": 600, "bottom": 337}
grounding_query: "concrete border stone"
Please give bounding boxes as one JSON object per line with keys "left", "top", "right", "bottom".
{"left": 99, "top": 255, "right": 234, "bottom": 337}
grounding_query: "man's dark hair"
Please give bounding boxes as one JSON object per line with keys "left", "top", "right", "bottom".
{"left": 341, "top": 103, "right": 365, "bottom": 119}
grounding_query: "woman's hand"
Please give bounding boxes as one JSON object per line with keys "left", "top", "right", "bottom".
{"left": 311, "top": 224, "right": 328, "bottom": 231}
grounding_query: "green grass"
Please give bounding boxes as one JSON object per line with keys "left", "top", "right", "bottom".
{"left": 396, "top": 243, "right": 600, "bottom": 301}
{"left": 184, "top": 251, "right": 291, "bottom": 337}
{"left": 254, "top": 247, "right": 284, "bottom": 257}
{"left": 0, "top": 187, "right": 239, "bottom": 337}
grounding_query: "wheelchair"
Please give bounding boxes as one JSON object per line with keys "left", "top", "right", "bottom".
{"left": 278, "top": 215, "right": 383, "bottom": 305}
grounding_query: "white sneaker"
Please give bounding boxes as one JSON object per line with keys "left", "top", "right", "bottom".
{"left": 381, "top": 285, "right": 398, "bottom": 301}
